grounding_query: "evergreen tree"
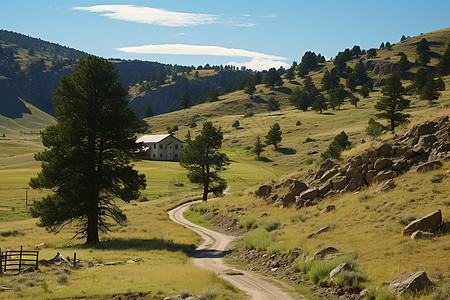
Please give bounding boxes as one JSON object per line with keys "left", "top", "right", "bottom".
{"left": 397, "top": 53, "right": 412, "bottom": 74}
{"left": 385, "top": 42, "right": 392, "bottom": 50}
{"left": 366, "top": 118, "right": 385, "bottom": 139}
{"left": 206, "top": 89, "right": 220, "bottom": 102}
{"left": 349, "top": 94, "right": 360, "bottom": 108}
{"left": 374, "top": 75, "right": 410, "bottom": 132}
{"left": 436, "top": 43, "right": 450, "bottom": 76}
{"left": 266, "top": 97, "right": 280, "bottom": 111}
{"left": 321, "top": 131, "right": 350, "bottom": 160}
{"left": 263, "top": 68, "right": 282, "bottom": 89}
{"left": 329, "top": 86, "right": 347, "bottom": 110}
{"left": 367, "top": 48, "right": 377, "bottom": 58}
{"left": 251, "top": 135, "right": 265, "bottom": 160}
{"left": 265, "top": 123, "right": 282, "bottom": 150}
{"left": 311, "top": 94, "right": 327, "bottom": 113}
{"left": 232, "top": 120, "right": 240, "bottom": 129}
{"left": 420, "top": 76, "right": 444, "bottom": 101}
{"left": 180, "top": 122, "right": 230, "bottom": 201}
{"left": 411, "top": 68, "right": 428, "bottom": 93}
{"left": 143, "top": 105, "right": 153, "bottom": 118}
{"left": 29, "top": 55, "right": 146, "bottom": 244}
{"left": 244, "top": 79, "right": 256, "bottom": 99}
{"left": 178, "top": 91, "right": 191, "bottom": 109}
{"left": 380, "top": 42, "right": 385, "bottom": 49}
{"left": 416, "top": 38, "right": 430, "bottom": 65}
{"left": 284, "top": 67, "right": 295, "bottom": 82}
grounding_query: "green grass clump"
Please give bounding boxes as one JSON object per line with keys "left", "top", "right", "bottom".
{"left": 290, "top": 214, "right": 309, "bottom": 223}
{"left": 398, "top": 215, "right": 418, "bottom": 225}
{"left": 333, "top": 270, "right": 367, "bottom": 288}
{"left": 243, "top": 228, "right": 271, "bottom": 251}
{"left": 238, "top": 216, "right": 257, "bottom": 229}
{"left": 267, "top": 241, "right": 286, "bottom": 254}
{"left": 304, "top": 158, "right": 314, "bottom": 165}
{"left": 258, "top": 219, "right": 280, "bottom": 232}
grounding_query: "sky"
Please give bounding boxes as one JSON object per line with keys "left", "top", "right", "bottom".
{"left": 1, "top": 0, "right": 449, "bottom": 70}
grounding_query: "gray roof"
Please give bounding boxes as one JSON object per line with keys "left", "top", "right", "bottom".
{"left": 136, "top": 134, "right": 171, "bottom": 143}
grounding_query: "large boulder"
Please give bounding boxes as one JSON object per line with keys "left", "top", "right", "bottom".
{"left": 388, "top": 271, "right": 432, "bottom": 295}
{"left": 332, "top": 176, "right": 349, "bottom": 190}
{"left": 374, "top": 179, "right": 396, "bottom": 193}
{"left": 373, "top": 169, "right": 394, "bottom": 182}
{"left": 320, "top": 168, "right": 339, "bottom": 183}
{"left": 313, "top": 247, "right": 338, "bottom": 259}
{"left": 415, "top": 160, "right": 442, "bottom": 173}
{"left": 299, "top": 188, "right": 320, "bottom": 200}
{"left": 257, "top": 184, "right": 272, "bottom": 198}
{"left": 415, "top": 134, "right": 437, "bottom": 149}
{"left": 330, "top": 263, "right": 352, "bottom": 280}
{"left": 403, "top": 209, "right": 442, "bottom": 235}
{"left": 315, "top": 159, "right": 339, "bottom": 180}
{"left": 290, "top": 180, "right": 309, "bottom": 195}
{"left": 345, "top": 165, "right": 363, "bottom": 179}
{"left": 374, "top": 158, "right": 393, "bottom": 171}
{"left": 409, "top": 121, "right": 438, "bottom": 139}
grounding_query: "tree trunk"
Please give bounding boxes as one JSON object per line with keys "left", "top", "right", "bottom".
{"left": 86, "top": 213, "right": 99, "bottom": 244}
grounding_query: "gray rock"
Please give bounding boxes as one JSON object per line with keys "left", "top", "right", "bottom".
{"left": 374, "top": 158, "right": 393, "bottom": 170}
{"left": 320, "top": 168, "right": 339, "bottom": 183}
{"left": 403, "top": 209, "right": 442, "bottom": 235}
{"left": 321, "top": 205, "right": 336, "bottom": 213}
{"left": 299, "top": 187, "right": 319, "bottom": 200}
{"left": 330, "top": 263, "right": 352, "bottom": 280}
{"left": 388, "top": 271, "right": 431, "bottom": 295}
{"left": 415, "top": 160, "right": 442, "bottom": 173}
{"left": 374, "top": 179, "right": 396, "bottom": 193}
{"left": 313, "top": 247, "right": 339, "bottom": 259}
{"left": 410, "top": 230, "right": 434, "bottom": 240}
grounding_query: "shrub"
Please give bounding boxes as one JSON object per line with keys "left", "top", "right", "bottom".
{"left": 180, "top": 290, "right": 191, "bottom": 299}
{"left": 366, "top": 118, "right": 385, "bottom": 138}
{"left": 333, "top": 271, "right": 367, "bottom": 288}
{"left": 304, "top": 158, "right": 314, "bottom": 165}
{"left": 198, "top": 289, "right": 219, "bottom": 300}
{"left": 243, "top": 228, "right": 271, "bottom": 251}
{"left": 56, "top": 274, "right": 68, "bottom": 284}
{"left": 267, "top": 241, "right": 286, "bottom": 254}
{"left": 0, "top": 230, "right": 23, "bottom": 237}
{"left": 290, "top": 214, "right": 308, "bottom": 223}
{"left": 243, "top": 112, "right": 254, "bottom": 118}
{"left": 296, "top": 120, "right": 301, "bottom": 126}
{"left": 398, "top": 215, "right": 417, "bottom": 225}
{"left": 239, "top": 216, "right": 257, "bottom": 229}
{"left": 433, "top": 283, "right": 450, "bottom": 300}
{"left": 303, "top": 137, "right": 315, "bottom": 143}
{"left": 259, "top": 219, "right": 280, "bottom": 232}
{"left": 137, "top": 195, "right": 149, "bottom": 202}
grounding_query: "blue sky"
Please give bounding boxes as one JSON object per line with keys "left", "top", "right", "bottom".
{"left": 1, "top": 0, "right": 449, "bottom": 70}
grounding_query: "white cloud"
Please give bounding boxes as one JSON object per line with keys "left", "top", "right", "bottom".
{"left": 228, "top": 57, "right": 290, "bottom": 71}
{"left": 263, "top": 13, "right": 281, "bottom": 18}
{"left": 72, "top": 5, "right": 217, "bottom": 27}
{"left": 233, "top": 23, "right": 257, "bottom": 28}
{"left": 117, "top": 44, "right": 286, "bottom": 61}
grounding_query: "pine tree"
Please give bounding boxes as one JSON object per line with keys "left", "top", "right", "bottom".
{"left": 436, "top": 44, "right": 450, "bottom": 76}
{"left": 178, "top": 91, "right": 191, "bottom": 109}
{"left": 265, "top": 123, "right": 282, "bottom": 150}
{"left": 263, "top": 68, "right": 282, "bottom": 89}
{"left": 143, "top": 105, "right": 153, "bottom": 118}
{"left": 311, "top": 94, "right": 327, "bottom": 113}
{"left": 244, "top": 79, "right": 257, "bottom": 99}
{"left": 416, "top": 38, "right": 430, "bottom": 65}
{"left": 180, "top": 122, "right": 230, "bottom": 201}
{"left": 374, "top": 75, "right": 410, "bottom": 132}
{"left": 251, "top": 135, "right": 265, "bottom": 160}
{"left": 349, "top": 94, "right": 360, "bottom": 108}
{"left": 29, "top": 55, "right": 146, "bottom": 244}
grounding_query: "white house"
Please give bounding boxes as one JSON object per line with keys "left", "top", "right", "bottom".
{"left": 136, "top": 134, "right": 183, "bottom": 161}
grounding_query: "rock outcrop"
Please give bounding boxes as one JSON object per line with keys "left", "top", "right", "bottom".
{"left": 403, "top": 209, "right": 442, "bottom": 235}
{"left": 388, "top": 271, "right": 432, "bottom": 295}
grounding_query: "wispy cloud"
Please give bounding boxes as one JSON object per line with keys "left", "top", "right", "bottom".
{"left": 116, "top": 44, "right": 288, "bottom": 70}
{"left": 262, "top": 13, "right": 282, "bottom": 18}
{"left": 233, "top": 23, "right": 257, "bottom": 28}
{"left": 72, "top": 5, "right": 217, "bottom": 27}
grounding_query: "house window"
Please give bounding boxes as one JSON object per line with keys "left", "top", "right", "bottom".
{"left": 175, "top": 144, "right": 179, "bottom": 149}
{"left": 153, "top": 144, "right": 156, "bottom": 149}
{"left": 159, "top": 144, "right": 163, "bottom": 149}
{"left": 170, "top": 146, "right": 171, "bottom": 149}
{"left": 174, "top": 154, "right": 178, "bottom": 159}
{"left": 153, "top": 154, "right": 156, "bottom": 158}
{"left": 160, "top": 154, "right": 163, "bottom": 158}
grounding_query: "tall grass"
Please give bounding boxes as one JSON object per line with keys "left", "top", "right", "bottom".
{"left": 243, "top": 228, "right": 271, "bottom": 251}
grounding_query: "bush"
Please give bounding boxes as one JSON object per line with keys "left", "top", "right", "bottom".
{"left": 243, "top": 228, "right": 271, "bottom": 251}
{"left": 259, "top": 219, "right": 280, "bottom": 232}
{"left": 296, "top": 120, "right": 301, "bottom": 126}
{"left": 56, "top": 274, "right": 68, "bottom": 284}
{"left": 398, "top": 215, "right": 417, "bottom": 225}
{"left": 137, "top": 195, "right": 149, "bottom": 202}
{"left": 198, "top": 289, "right": 219, "bottom": 300}
{"left": 333, "top": 271, "right": 367, "bottom": 288}
{"left": 180, "top": 290, "right": 191, "bottom": 299}
{"left": 239, "top": 216, "right": 257, "bottom": 229}
{"left": 290, "top": 214, "right": 308, "bottom": 223}
{"left": 366, "top": 118, "right": 385, "bottom": 138}
{"left": 267, "top": 241, "right": 286, "bottom": 254}
{"left": 304, "top": 158, "right": 314, "bottom": 165}
{"left": 243, "top": 111, "right": 254, "bottom": 118}
{"left": 303, "top": 137, "right": 315, "bottom": 143}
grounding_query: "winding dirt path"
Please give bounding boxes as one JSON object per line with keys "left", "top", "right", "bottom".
{"left": 168, "top": 200, "right": 304, "bottom": 300}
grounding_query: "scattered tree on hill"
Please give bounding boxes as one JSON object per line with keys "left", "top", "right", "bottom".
{"left": 29, "top": 55, "right": 146, "bottom": 244}
{"left": 178, "top": 91, "right": 191, "bottom": 109}
{"left": 366, "top": 118, "right": 385, "bottom": 139}
{"left": 296, "top": 51, "right": 324, "bottom": 77}
{"left": 397, "top": 53, "right": 412, "bottom": 74}
{"left": 416, "top": 38, "right": 430, "bottom": 65}
{"left": 266, "top": 97, "right": 280, "bottom": 111}
{"left": 379, "top": 42, "right": 385, "bottom": 49}
{"left": 143, "top": 105, "right": 153, "bottom": 118}
{"left": 436, "top": 43, "right": 450, "bottom": 76}
{"left": 263, "top": 68, "right": 282, "bottom": 89}
{"left": 168, "top": 125, "right": 179, "bottom": 134}
{"left": 374, "top": 75, "right": 410, "bottom": 132}
{"left": 244, "top": 79, "right": 256, "bottom": 99}
{"left": 321, "top": 131, "right": 351, "bottom": 160}
{"left": 232, "top": 120, "right": 240, "bottom": 129}
{"left": 284, "top": 67, "right": 295, "bottom": 82}
{"left": 311, "top": 94, "right": 327, "bottom": 113}
{"left": 290, "top": 77, "right": 319, "bottom": 111}
{"left": 252, "top": 135, "right": 265, "bottom": 160}
{"left": 321, "top": 69, "right": 340, "bottom": 93}
{"left": 206, "top": 89, "right": 220, "bottom": 102}
{"left": 329, "top": 86, "right": 347, "bottom": 110}
{"left": 265, "top": 123, "right": 282, "bottom": 150}
{"left": 385, "top": 42, "right": 392, "bottom": 50}
{"left": 180, "top": 121, "right": 230, "bottom": 201}
{"left": 366, "top": 48, "right": 377, "bottom": 58}
{"left": 351, "top": 45, "right": 362, "bottom": 57}
{"left": 400, "top": 35, "right": 407, "bottom": 42}
{"left": 411, "top": 68, "right": 429, "bottom": 93}
{"left": 349, "top": 94, "right": 360, "bottom": 108}
{"left": 420, "top": 76, "right": 445, "bottom": 101}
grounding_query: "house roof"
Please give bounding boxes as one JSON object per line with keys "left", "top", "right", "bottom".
{"left": 136, "top": 134, "right": 183, "bottom": 144}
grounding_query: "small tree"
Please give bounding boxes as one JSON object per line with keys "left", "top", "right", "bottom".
{"left": 232, "top": 120, "right": 240, "bottom": 129}
{"left": 311, "top": 94, "right": 327, "bottom": 113}
{"left": 263, "top": 68, "right": 282, "bottom": 89}
{"left": 206, "top": 89, "right": 220, "bottom": 102}
{"left": 266, "top": 97, "right": 280, "bottom": 111}
{"left": 143, "top": 105, "right": 153, "bottom": 118}
{"left": 178, "top": 91, "right": 191, "bottom": 109}
{"left": 321, "top": 131, "right": 351, "bottom": 160}
{"left": 180, "top": 122, "right": 230, "bottom": 201}
{"left": 367, "top": 48, "right": 377, "bottom": 58}
{"left": 252, "top": 135, "right": 265, "bottom": 160}
{"left": 416, "top": 38, "right": 430, "bottom": 65}
{"left": 284, "top": 67, "right": 295, "bottom": 82}
{"left": 420, "top": 76, "right": 443, "bottom": 101}
{"left": 349, "top": 94, "right": 360, "bottom": 108}
{"left": 374, "top": 75, "right": 410, "bottom": 132}
{"left": 244, "top": 80, "right": 256, "bottom": 99}
{"left": 366, "top": 118, "right": 385, "bottom": 139}
{"left": 265, "top": 123, "right": 282, "bottom": 150}
{"left": 436, "top": 43, "right": 450, "bottom": 75}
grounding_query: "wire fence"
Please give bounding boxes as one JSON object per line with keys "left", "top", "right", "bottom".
{"left": 0, "top": 187, "right": 47, "bottom": 216}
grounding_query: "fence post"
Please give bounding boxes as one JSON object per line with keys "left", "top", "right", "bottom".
{"left": 36, "top": 251, "right": 39, "bottom": 270}
{"left": 4, "top": 250, "right": 7, "bottom": 273}
{"left": 0, "top": 247, "right": 2, "bottom": 275}
{"left": 73, "top": 253, "right": 76, "bottom": 268}
{"left": 18, "top": 246, "right": 22, "bottom": 273}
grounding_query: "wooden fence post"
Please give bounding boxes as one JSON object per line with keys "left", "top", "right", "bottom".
{"left": 73, "top": 253, "right": 76, "bottom": 268}
{"left": 0, "top": 247, "right": 2, "bottom": 275}
{"left": 36, "top": 251, "right": 39, "bottom": 270}
{"left": 4, "top": 250, "right": 7, "bottom": 273}
{"left": 18, "top": 246, "right": 22, "bottom": 273}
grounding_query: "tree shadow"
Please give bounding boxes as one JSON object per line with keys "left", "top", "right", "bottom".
{"left": 257, "top": 156, "right": 273, "bottom": 162}
{"left": 251, "top": 96, "right": 266, "bottom": 103}
{"left": 194, "top": 249, "right": 232, "bottom": 259}
{"left": 278, "top": 147, "right": 297, "bottom": 155}
{"left": 275, "top": 87, "right": 292, "bottom": 95}
{"left": 289, "top": 81, "right": 300, "bottom": 85}
{"left": 76, "top": 238, "right": 196, "bottom": 256}
{"left": 429, "top": 52, "right": 441, "bottom": 59}
{"left": 321, "top": 112, "right": 335, "bottom": 115}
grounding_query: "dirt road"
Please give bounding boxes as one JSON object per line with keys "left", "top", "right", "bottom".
{"left": 168, "top": 200, "right": 303, "bottom": 300}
